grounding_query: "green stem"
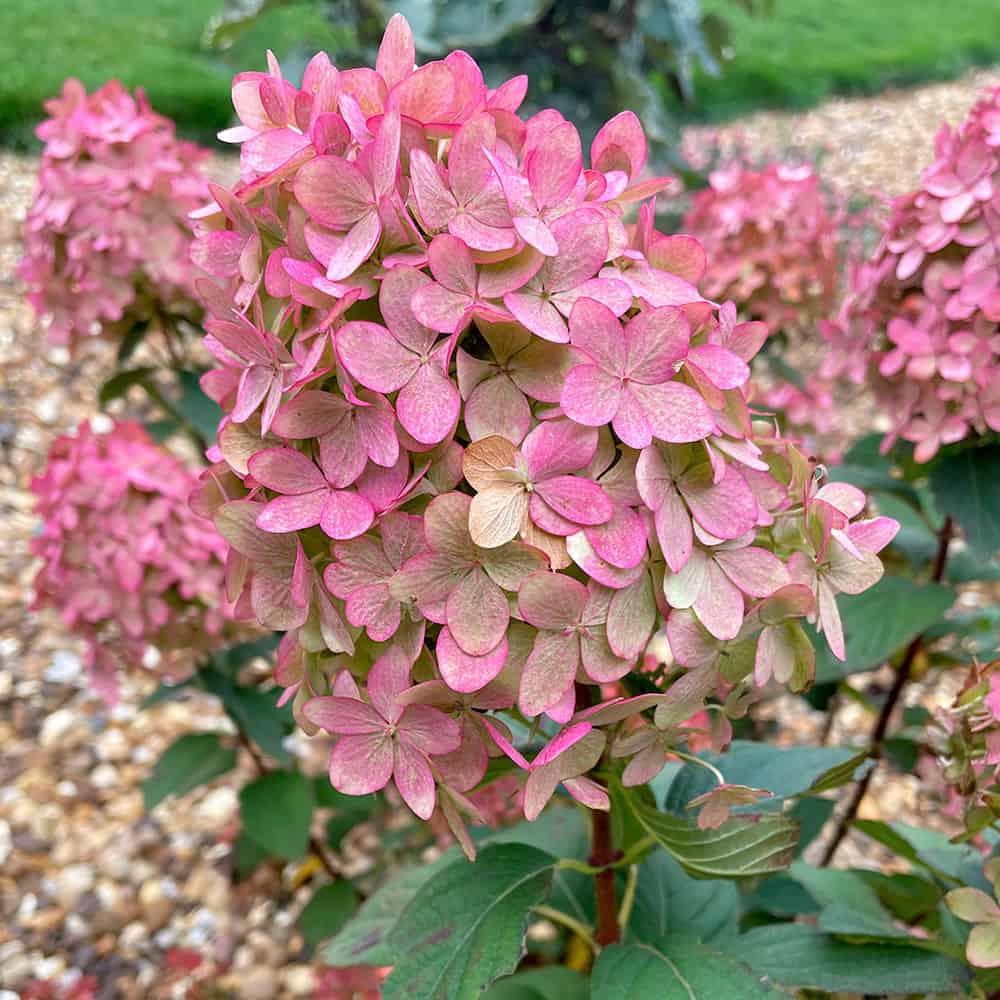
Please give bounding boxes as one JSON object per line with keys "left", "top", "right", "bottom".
{"left": 617, "top": 864, "right": 639, "bottom": 931}
{"left": 531, "top": 905, "right": 599, "bottom": 954}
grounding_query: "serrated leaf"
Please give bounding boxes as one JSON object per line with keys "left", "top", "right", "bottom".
{"left": 723, "top": 924, "right": 970, "bottom": 993}
{"left": 663, "top": 741, "right": 860, "bottom": 812}
{"left": 324, "top": 855, "right": 456, "bottom": 967}
{"left": 382, "top": 844, "right": 556, "bottom": 1000}
{"left": 628, "top": 851, "right": 739, "bottom": 945}
{"left": 626, "top": 792, "right": 798, "bottom": 879}
{"left": 142, "top": 732, "right": 236, "bottom": 810}
{"left": 239, "top": 770, "right": 314, "bottom": 860}
{"left": 592, "top": 934, "right": 783, "bottom": 999}
{"left": 814, "top": 576, "right": 955, "bottom": 682}
{"left": 930, "top": 444, "right": 1000, "bottom": 555}
{"left": 298, "top": 881, "right": 360, "bottom": 947}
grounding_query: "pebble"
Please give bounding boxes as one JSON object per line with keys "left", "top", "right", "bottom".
{"left": 54, "top": 863, "right": 94, "bottom": 907}
{"left": 39, "top": 707, "right": 78, "bottom": 747}
{"left": 96, "top": 727, "right": 129, "bottom": 761}
{"left": 239, "top": 967, "right": 280, "bottom": 1000}
{"left": 138, "top": 879, "right": 173, "bottom": 930}
{"left": 91, "top": 763, "right": 119, "bottom": 790}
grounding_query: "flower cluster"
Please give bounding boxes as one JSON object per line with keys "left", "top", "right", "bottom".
{"left": 683, "top": 160, "right": 840, "bottom": 334}
{"left": 31, "top": 420, "right": 230, "bottom": 701}
{"left": 193, "top": 16, "right": 895, "bottom": 848}
{"left": 824, "top": 84, "right": 1000, "bottom": 462}
{"left": 18, "top": 79, "right": 210, "bottom": 349}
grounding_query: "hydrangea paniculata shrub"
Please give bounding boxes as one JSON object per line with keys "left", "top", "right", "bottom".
{"left": 683, "top": 160, "right": 840, "bottom": 334}
{"left": 824, "top": 83, "right": 1000, "bottom": 462}
{"left": 18, "top": 79, "right": 210, "bottom": 349}
{"left": 31, "top": 420, "right": 230, "bottom": 702}
{"left": 192, "top": 15, "right": 896, "bottom": 850}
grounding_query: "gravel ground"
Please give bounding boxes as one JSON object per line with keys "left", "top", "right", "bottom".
{"left": 2, "top": 67, "right": 997, "bottom": 998}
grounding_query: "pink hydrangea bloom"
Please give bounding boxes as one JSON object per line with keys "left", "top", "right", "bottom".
{"left": 18, "top": 79, "right": 210, "bottom": 348}
{"left": 31, "top": 421, "right": 231, "bottom": 701}
{"left": 192, "top": 16, "right": 894, "bottom": 849}
{"left": 683, "top": 160, "right": 840, "bottom": 334}
{"left": 825, "top": 83, "right": 1000, "bottom": 461}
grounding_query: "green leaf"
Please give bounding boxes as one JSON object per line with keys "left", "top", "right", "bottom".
{"left": 234, "top": 831, "right": 270, "bottom": 879}
{"left": 814, "top": 576, "right": 955, "bottom": 682}
{"left": 790, "top": 796, "right": 836, "bottom": 857}
{"left": 177, "top": 369, "right": 221, "bottom": 444}
{"left": 382, "top": 844, "right": 556, "bottom": 1000}
{"left": 239, "top": 770, "right": 314, "bottom": 860}
{"left": 200, "top": 668, "right": 293, "bottom": 765}
{"left": 213, "top": 634, "right": 281, "bottom": 674}
{"left": 806, "top": 748, "right": 874, "bottom": 793}
{"left": 482, "top": 967, "right": 588, "bottom": 1000}
{"left": 325, "top": 856, "right": 456, "bottom": 967}
{"left": 789, "top": 862, "right": 911, "bottom": 940}
{"left": 326, "top": 810, "right": 371, "bottom": 849}
{"left": 116, "top": 319, "right": 151, "bottom": 364}
{"left": 723, "top": 924, "right": 970, "bottom": 993}
{"left": 142, "top": 732, "right": 236, "bottom": 810}
{"left": 930, "top": 443, "right": 1000, "bottom": 555}
{"left": 626, "top": 792, "right": 798, "bottom": 879}
{"left": 98, "top": 366, "right": 157, "bottom": 408}
{"left": 140, "top": 677, "right": 194, "bottom": 709}
{"left": 663, "top": 741, "right": 860, "bottom": 812}
{"left": 313, "top": 778, "right": 379, "bottom": 814}
{"left": 298, "top": 881, "right": 360, "bottom": 947}
{"left": 592, "top": 935, "right": 784, "bottom": 999}
{"left": 628, "top": 851, "right": 739, "bottom": 945}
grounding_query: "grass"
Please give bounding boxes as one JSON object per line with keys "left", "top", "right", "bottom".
{"left": 0, "top": 0, "right": 346, "bottom": 147}
{"left": 688, "top": 0, "right": 1000, "bottom": 122}
{"left": 1, "top": 1, "right": 998, "bottom": 147}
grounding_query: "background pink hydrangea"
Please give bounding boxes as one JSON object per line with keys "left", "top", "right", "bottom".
{"left": 192, "top": 16, "right": 895, "bottom": 847}
{"left": 18, "top": 79, "right": 210, "bottom": 348}
{"left": 31, "top": 420, "right": 231, "bottom": 702}
{"left": 824, "top": 83, "right": 1000, "bottom": 462}
{"left": 683, "top": 160, "right": 841, "bottom": 334}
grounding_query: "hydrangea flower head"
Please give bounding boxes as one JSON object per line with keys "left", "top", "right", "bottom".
{"left": 684, "top": 161, "right": 840, "bottom": 334}
{"left": 194, "top": 16, "right": 894, "bottom": 850}
{"left": 825, "top": 83, "right": 1000, "bottom": 462}
{"left": 31, "top": 420, "right": 231, "bottom": 701}
{"left": 18, "top": 79, "right": 210, "bottom": 348}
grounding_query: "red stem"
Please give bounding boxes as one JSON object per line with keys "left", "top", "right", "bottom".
{"left": 590, "top": 806, "right": 620, "bottom": 945}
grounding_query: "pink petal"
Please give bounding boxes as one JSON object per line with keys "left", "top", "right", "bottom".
{"left": 325, "top": 211, "right": 382, "bottom": 281}
{"left": 625, "top": 307, "right": 691, "bottom": 382}
{"left": 514, "top": 216, "right": 559, "bottom": 256}
{"left": 630, "top": 381, "right": 715, "bottom": 444}
{"left": 257, "top": 490, "right": 327, "bottom": 532}
{"left": 533, "top": 475, "right": 613, "bottom": 526}
{"left": 338, "top": 320, "right": 418, "bottom": 392}
{"left": 580, "top": 629, "right": 633, "bottom": 681}
{"left": 465, "top": 375, "right": 532, "bottom": 443}
{"left": 294, "top": 155, "right": 372, "bottom": 227}
{"left": 396, "top": 360, "right": 460, "bottom": 445}
{"left": 376, "top": 13, "right": 415, "bottom": 90}
{"left": 468, "top": 484, "right": 529, "bottom": 549}
{"left": 818, "top": 580, "right": 846, "bottom": 660}
{"left": 232, "top": 366, "right": 274, "bottom": 424}
{"left": 608, "top": 574, "right": 656, "bottom": 659}
{"left": 426, "top": 233, "right": 477, "bottom": 295}
{"left": 586, "top": 504, "right": 647, "bottom": 569}
{"left": 272, "top": 390, "right": 349, "bottom": 438}
{"left": 518, "top": 570, "right": 588, "bottom": 629}
{"left": 680, "top": 464, "right": 758, "bottom": 540}
{"left": 446, "top": 567, "right": 509, "bottom": 656}
{"left": 319, "top": 490, "right": 375, "bottom": 539}
{"left": 329, "top": 732, "right": 394, "bottom": 795}
{"left": 568, "top": 297, "right": 626, "bottom": 374}
{"left": 522, "top": 419, "right": 598, "bottom": 479}
{"left": 398, "top": 704, "right": 461, "bottom": 755}
{"left": 437, "top": 627, "right": 509, "bottom": 693}
{"left": 504, "top": 288, "right": 570, "bottom": 344}
{"left": 528, "top": 121, "right": 582, "bottom": 208}
{"left": 379, "top": 265, "right": 436, "bottom": 352}
{"left": 519, "top": 630, "right": 579, "bottom": 717}
{"left": 592, "top": 110, "right": 647, "bottom": 180}
{"left": 561, "top": 364, "right": 623, "bottom": 427}
{"left": 411, "top": 282, "right": 472, "bottom": 334}
{"left": 191, "top": 231, "right": 246, "bottom": 278}
{"left": 303, "top": 695, "right": 385, "bottom": 734}
{"left": 392, "top": 740, "right": 437, "bottom": 819}
{"left": 693, "top": 560, "right": 745, "bottom": 640}
{"left": 563, "top": 776, "right": 611, "bottom": 812}
{"left": 688, "top": 344, "right": 750, "bottom": 390}
{"left": 714, "top": 546, "right": 789, "bottom": 598}
{"left": 655, "top": 484, "right": 694, "bottom": 574}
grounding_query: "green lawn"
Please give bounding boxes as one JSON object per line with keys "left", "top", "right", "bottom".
{"left": 1, "top": 1, "right": 998, "bottom": 147}
{"left": 690, "top": 0, "right": 1000, "bottom": 121}
{"left": 0, "top": 0, "right": 346, "bottom": 147}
